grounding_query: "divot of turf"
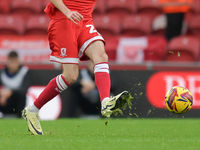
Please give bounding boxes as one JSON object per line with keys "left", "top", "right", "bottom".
{"left": 112, "top": 93, "right": 133, "bottom": 116}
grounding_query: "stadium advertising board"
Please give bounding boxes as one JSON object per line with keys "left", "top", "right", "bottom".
{"left": 29, "top": 69, "right": 200, "bottom": 118}
{"left": 146, "top": 72, "right": 200, "bottom": 109}
{"left": 0, "top": 35, "right": 50, "bottom": 64}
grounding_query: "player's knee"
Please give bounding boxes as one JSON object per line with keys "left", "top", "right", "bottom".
{"left": 69, "top": 77, "right": 77, "bottom": 85}
{"left": 93, "top": 52, "right": 108, "bottom": 64}
{"left": 62, "top": 73, "right": 78, "bottom": 85}
{"left": 101, "top": 53, "right": 108, "bottom": 62}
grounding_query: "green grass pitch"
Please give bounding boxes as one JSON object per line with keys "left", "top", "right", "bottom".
{"left": 0, "top": 118, "right": 200, "bottom": 150}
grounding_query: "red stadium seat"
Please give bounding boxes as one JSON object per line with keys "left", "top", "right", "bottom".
{"left": 0, "top": 0, "right": 10, "bottom": 13}
{"left": 144, "top": 36, "right": 167, "bottom": 61}
{"left": 10, "top": 0, "right": 43, "bottom": 19}
{"left": 164, "top": 36, "right": 200, "bottom": 62}
{"left": 105, "top": 37, "right": 119, "bottom": 61}
{"left": 93, "top": 0, "right": 106, "bottom": 16}
{"left": 121, "top": 14, "right": 152, "bottom": 37}
{"left": 138, "top": 0, "right": 162, "bottom": 19}
{"left": 0, "top": 14, "right": 25, "bottom": 35}
{"left": 93, "top": 14, "right": 121, "bottom": 40}
{"left": 25, "top": 15, "right": 50, "bottom": 35}
{"left": 185, "top": 0, "right": 200, "bottom": 23}
{"left": 187, "top": 15, "right": 200, "bottom": 38}
{"left": 191, "top": 0, "right": 200, "bottom": 13}
{"left": 106, "top": 0, "right": 137, "bottom": 18}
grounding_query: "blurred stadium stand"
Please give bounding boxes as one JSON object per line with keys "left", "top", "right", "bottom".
{"left": 138, "top": 0, "right": 162, "bottom": 19}
{"left": 0, "top": 14, "right": 25, "bottom": 35}
{"left": 0, "top": 0, "right": 200, "bottom": 67}
{"left": 93, "top": 14, "right": 121, "bottom": 40}
{"left": 151, "top": 14, "right": 166, "bottom": 36}
{"left": 25, "top": 15, "right": 50, "bottom": 35}
{"left": 106, "top": 0, "right": 138, "bottom": 18}
{"left": 187, "top": 14, "right": 200, "bottom": 39}
{"left": 10, "top": 0, "right": 43, "bottom": 19}
{"left": 121, "top": 14, "right": 152, "bottom": 37}
{"left": 164, "top": 36, "right": 200, "bottom": 62}
{"left": 93, "top": 0, "right": 106, "bottom": 17}
{"left": 0, "top": 0, "right": 10, "bottom": 13}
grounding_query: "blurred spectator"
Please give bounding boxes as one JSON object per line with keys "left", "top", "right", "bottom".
{"left": 0, "top": 51, "right": 30, "bottom": 117}
{"left": 159, "top": 0, "right": 193, "bottom": 40}
{"left": 68, "top": 61, "right": 116, "bottom": 117}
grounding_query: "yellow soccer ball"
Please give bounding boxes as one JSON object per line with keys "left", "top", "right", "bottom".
{"left": 165, "top": 86, "right": 193, "bottom": 114}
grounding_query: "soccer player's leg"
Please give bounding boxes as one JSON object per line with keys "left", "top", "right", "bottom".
{"left": 79, "top": 20, "right": 133, "bottom": 117}
{"left": 22, "top": 64, "right": 78, "bottom": 135}
{"left": 22, "top": 19, "right": 80, "bottom": 135}
{"left": 84, "top": 41, "right": 132, "bottom": 118}
{"left": 22, "top": 69, "right": 75, "bottom": 135}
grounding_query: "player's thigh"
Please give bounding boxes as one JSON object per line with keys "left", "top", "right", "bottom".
{"left": 85, "top": 40, "right": 108, "bottom": 64}
{"left": 62, "top": 64, "right": 79, "bottom": 85}
{"left": 78, "top": 20, "right": 107, "bottom": 64}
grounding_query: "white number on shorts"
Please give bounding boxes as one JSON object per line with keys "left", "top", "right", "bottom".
{"left": 86, "top": 24, "right": 97, "bottom": 34}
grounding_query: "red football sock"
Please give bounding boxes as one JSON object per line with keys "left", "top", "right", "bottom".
{"left": 94, "top": 62, "right": 111, "bottom": 101}
{"left": 34, "top": 74, "right": 70, "bottom": 109}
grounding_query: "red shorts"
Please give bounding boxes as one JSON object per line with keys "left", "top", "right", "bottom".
{"left": 48, "top": 18, "right": 104, "bottom": 64}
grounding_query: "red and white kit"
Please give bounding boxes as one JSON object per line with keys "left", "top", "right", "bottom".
{"left": 44, "top": 0, "right": 104, "bottom": 64}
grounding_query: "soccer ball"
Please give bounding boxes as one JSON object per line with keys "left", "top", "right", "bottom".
{"left": 165, "top": 86, "right": 193, "bottom": 114}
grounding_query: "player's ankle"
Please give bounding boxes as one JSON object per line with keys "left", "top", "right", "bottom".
{"left": 101, "top": 97, "right": 109, "bottom": 106}
{"left": 28, "top": 104, "right": 39, "bottom": 113}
